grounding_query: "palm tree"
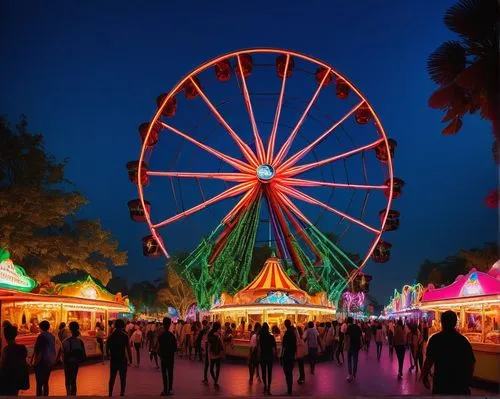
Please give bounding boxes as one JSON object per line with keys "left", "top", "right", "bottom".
{"left": 428, "top": 0, "right": 499, "bottom": 208}
{"left": 428, "top": 0, "right": 499, "bottom": 134}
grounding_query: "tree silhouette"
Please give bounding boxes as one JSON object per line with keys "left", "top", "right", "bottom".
{"left": 427, "top": 0, "right": 499, "bottom": 207}
{"left": 156, "top": 264, "right": 196, "bottom": 319}
{"left": 0, "top": 115, "right": 127, "bottom": 283}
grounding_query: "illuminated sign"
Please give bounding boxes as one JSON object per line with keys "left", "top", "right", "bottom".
{"left": 460, "top": 272, "right": 484, "bottom": 297}
{"left": 256, "top": 164, "right": 275, "bottom": 181}
{"left": 256, "top": 290, "right": 300, "bottom": 305}
{"left": 0, "top": 249, "right": 36, "bottom": 292}
{"left": 80, "top": 286, "right": 98, "bottom": 299}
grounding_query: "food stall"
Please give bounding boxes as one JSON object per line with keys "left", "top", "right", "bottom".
{"left": 382, "top": 283, "right": 426, "bottom": 321}
{"left": 0, "top": 249, "right": 132, "bottom": 358}
{"left": 210, "top": 256, "right": 336, "bottom": 357}
{"left": 420, "top": 262, "right": 500, "bottom": 384}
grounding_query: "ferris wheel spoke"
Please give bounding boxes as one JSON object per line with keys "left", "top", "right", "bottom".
{"left": 147, "top": 171, "right": 254, "bottom": 183}
{"left": 276, "top": 191, "right": 358, "bottom": 277}
{"left": 221, "top": 184, "right": 259, "bottom": 225}
{"left": 189, "top": 77, "right": 259, "bottom": 167}
{"left": 273, "top": 192, "right": 323, "bottom": 264}
{"left": 281, "top": 138, "right": 384, "bottom": 178}
{"left": 266, "top": 190, "right": 305, "bottom": 275}
{"left": 279, "top": 177, "right": 388, "bottom": 191}
{"left": 266, "top": 54, "right": 290, "bottom": 164}
{"left": 278, "top": 101, "right": 364, "bottom": 171}
{"left": 236, "top": 55, "right": 266, "bottom": 163}
{"left": 152, "top": 181, "right": 256, "bottom": 229}
{"left": 273, "top": 67, "right": 332, "bottom": 167}
{"left": 159, "top": 121, "right": 254, "bottom": 174}
{"left": 276, "top": 184, "right": 380, "bottom": 234}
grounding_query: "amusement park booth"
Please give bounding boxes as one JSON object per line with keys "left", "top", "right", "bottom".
{"left": 420, "top": 262, "right": 500, "bottom": 384}
{"left": 0, "top": 249, "right": 132, "bottom": 358}
{"left": 383, "top": 283, "right": 425, "bottom": 320}
{"left": 210, "top": 256, "right": 336, "bottom": 356}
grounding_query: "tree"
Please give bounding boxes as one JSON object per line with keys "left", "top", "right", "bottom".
{"left": 107, "top": 276, "right": 129, "bottom": 296}
{"left": 458, "top": 242, "right": 498, "bottom": 272}
{"left": 0, "top": 115, "right": 126, "bottom": 284}
{"left": 156, "top": 264, "right": 196, "bottom": 320}
{"left": 417, "top": 242, "right": 497, "bottom": 287}
{"left": 427, "top": 0, "right": 499, "bottom": 206}
{"left": 128, "top": 281, "right": 158, "bottom": 313}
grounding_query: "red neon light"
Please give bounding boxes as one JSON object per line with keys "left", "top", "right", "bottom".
{"left": 279, "top": 101, "right": 364, "bottom": 171}
{"left": 280, "top": 138, "right": 384, "bottom": 177}
{"left": 280, "top": 177, "right": 388, "bottom": 191}
{"left": 237, "top": 55, "right": 265, "bottom": 164}
{"left": 153, "top": 181, "right": 256, "bottom": 229}
{"left": 147, "top": 171, "right": 254, "bottom": 183}
{"left": 189, "top": 77, "right": 259, "bottom": 167}
{"left": 276, "top": 184, "right": 380, "bottom": 234}
{"left": 159, "top": 122, "right": 254, "bottom": 174}
{"left": 267, "top": 54, "right": 290, "bottom": 164}
{"left": 273, "top": 68, "right": 332, "bottom": 166}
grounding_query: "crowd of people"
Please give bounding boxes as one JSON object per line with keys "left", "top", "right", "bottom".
{"left": 0, "top": 310, "right": 476, "bottom": 396}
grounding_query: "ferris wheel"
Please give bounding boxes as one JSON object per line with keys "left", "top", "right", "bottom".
{"left": 127, "top": 48, "right": 403, "bottom": 307}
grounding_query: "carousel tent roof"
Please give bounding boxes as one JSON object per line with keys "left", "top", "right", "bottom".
{"left": 235, "top": 257, "right": 308, "bottom": 299}
{"left": 422, "top": 266, "right": 500, "bottom": 303}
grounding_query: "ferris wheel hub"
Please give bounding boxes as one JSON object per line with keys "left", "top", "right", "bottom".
{"left": 256, "top": 164, "right": 275, "bottom": 182}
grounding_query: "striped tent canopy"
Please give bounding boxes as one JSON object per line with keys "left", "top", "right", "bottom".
{"left": 235, "top": 257, "right": 309, "bottom": 301}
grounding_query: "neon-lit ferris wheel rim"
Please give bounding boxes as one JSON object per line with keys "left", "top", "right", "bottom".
{"left": 134, "top": 48, "right": 400, "bottom": 286}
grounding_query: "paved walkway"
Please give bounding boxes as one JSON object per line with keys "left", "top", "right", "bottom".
{"left": 20, "top": 345, "right": 492, "bottom": 396}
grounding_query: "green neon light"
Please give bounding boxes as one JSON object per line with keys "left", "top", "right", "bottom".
{"left": 179, "top": 196, "right": 362, "bottom": 308}
{"left": 181, "top": 197, "right": 262, "bottom": 309}
{"left": 0, "top": 248, "right": 37, "bottom": 292}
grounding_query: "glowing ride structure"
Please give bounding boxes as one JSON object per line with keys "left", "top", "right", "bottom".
{"left": 127, "top": 48, "right": 403, "bottom": 308}
{"left": 382, "top": 283, "right": 425, "bottom": 319}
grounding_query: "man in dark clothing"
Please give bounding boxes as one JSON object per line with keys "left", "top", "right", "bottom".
{"left": 281, "top": 319, "right": 297, "bottom": 396}
{"left": 0, "top": 325, "right": 29, "bottom": 396}
{"left": 158, "top": 317, "right": 177, "bottom": 395}
{"left": 106, "top": 319, "right": 132, "bottom": 397}
{"left": 345, "top": 317, "right": 362, "bottom": 382}
{"left": 422, "top": 310, "right": 475, "bottom": 395}
{"left": 33, "top": 320, "right": 56, "bottom": 396}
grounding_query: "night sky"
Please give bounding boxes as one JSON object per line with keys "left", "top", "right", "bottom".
{"left": 1, "top": 0, "right": 496, "bottom": 305}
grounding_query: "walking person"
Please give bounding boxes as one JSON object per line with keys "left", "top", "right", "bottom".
{"left": 303, "top": 321, "right": 321, "bottom": 375}
{"left": 158, "top": 317, "right": 177, "bottom": 395}
{"left": 130, "top": 326, "right": 143, "bottom": 367}
{"left": 259, "top": 323, "right": 277, "bottom": 395}
{"left": 107, "top": 319, "right": 132, "bottom": 397}
{"left": 375, "top": 323, "right": 385, "bottom": 361}
{"left": 336, "top": 319, "right": 346, "bottom": 365}
{"left": 281, "top": 319, "right": 297, "bottom": 396}
{"left": 295, "top": 326, "right": 307, "bottom": 385}
{"left": 364, "top": 323, "right": 372, "bottom": 353}
{"left": 59, "top": 322, "right": 86, "bottom": 396}
{"left": 422, "top": 311, "right": 475, "bottom": 395}
{"left": 331, "top": 321, "right": 339, "bottom": 362}
{"left": 0, "top": 325, "right": 29, "bottom": 396}
{"left": 207, "top": 322, "right": 224, "bottom": 387}
{"left": 200, "top": 320, "right": 210, "bottom": 383}
{"left": 387, "top": 320, "right": 394, "bottom": 356}
{"left": 32, "top": 320, "right": 56, "bottom": 396}
{"left": 248, "top": 323, "right": 261, "bottom": 384}
{"left": 147, "top": 324, "right": 159, "bottom": 368}
{"left": 96, "top": 322, "right": 106, "bottom": 363}
{"left": 409, "top": 324, "right": 423, "bottom": 373}
{"left": 324, "top": 321, "right": 334, "bottom": 360}
{"left": 393, "top": 320, "right": 406, "bottom": 379}
{"left": 345, "top": 317, "right": 362, "bottom": 382}
{"left": 58, "top": 322, "right": 69, "bottom": 345}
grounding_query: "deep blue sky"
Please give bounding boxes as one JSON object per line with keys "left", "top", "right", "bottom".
{"left": 1, "top": 1, "right": 496, "bottom": 304}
